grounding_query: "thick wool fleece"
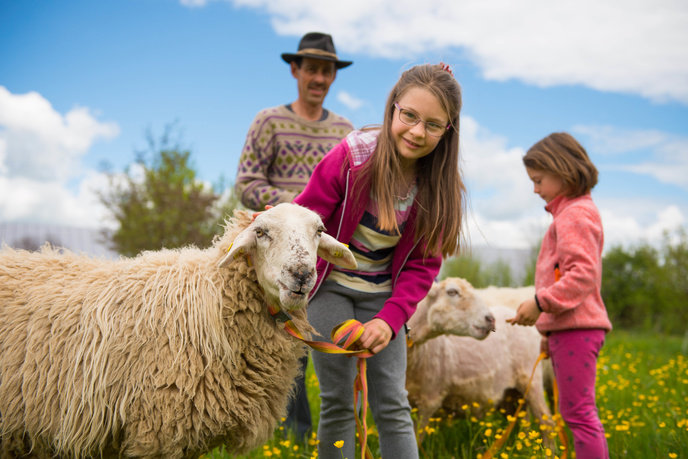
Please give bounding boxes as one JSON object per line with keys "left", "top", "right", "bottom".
{"left": 0, "top": 211, "right": 310, "bottom": 459}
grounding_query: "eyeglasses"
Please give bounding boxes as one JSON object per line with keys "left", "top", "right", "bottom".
{"left": 394, "top": 102, "right": 450, "bottom": 137}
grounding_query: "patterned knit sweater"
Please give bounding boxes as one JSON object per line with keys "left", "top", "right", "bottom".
{"left": 235, "top": 105, "right": 353, "bottom": 210}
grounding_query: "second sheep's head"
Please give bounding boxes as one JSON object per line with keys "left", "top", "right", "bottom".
{"left": 219, "top": 203, "right": 356, "bottom": 311}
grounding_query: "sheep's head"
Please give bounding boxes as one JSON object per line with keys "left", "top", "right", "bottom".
{"left": 408, "top": 277, "right": 496, "bottom": 345}
{"left": 219, "top": 203, "right": 356, "bottom": 311}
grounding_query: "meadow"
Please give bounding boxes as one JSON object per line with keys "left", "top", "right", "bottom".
{"left": 206, "top": 330, "right": 688, "bottom": 459}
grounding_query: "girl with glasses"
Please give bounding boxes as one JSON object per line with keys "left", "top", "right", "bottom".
{"left": 293, "top": 63, "right": 465, "bottom": 459}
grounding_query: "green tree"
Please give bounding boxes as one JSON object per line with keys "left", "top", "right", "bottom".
{"left": 483, "top": 258, "right": 515, "bottom": 287}
{"left": 602, "top": 244, "right": 662, "bottom": 331}
{"left": 440, "top": 253, "right": 485, "bottom": 286}
{"left": 100, "top": 125, "right": 238, "bottom": 257}
{"left": 602, "top": 228, "right": 688, "bottom": 334}
{"left": 522, "top": 241, "right": 541, "bottom": 286}
{"left": 655, "top": 228, "right": 688, "bottom": 333}
{"left": 440, "top": 253, "right": 515, "bottom": 288}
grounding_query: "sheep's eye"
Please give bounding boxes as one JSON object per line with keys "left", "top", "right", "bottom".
{"left": 255, "top": 228, "right": 265, "bottom": 237}
{"left": 446, "top": 288, "right": 459, "bottom": 297}
{"left": 316, "top": 227, "right": 324, "bottom": 236}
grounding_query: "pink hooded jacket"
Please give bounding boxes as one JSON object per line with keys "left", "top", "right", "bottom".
{"left": 535, "top": 193, "right": 612, "bottom": 334}
{"left": 293, "top": 130, "right": 442, "bottom": 337}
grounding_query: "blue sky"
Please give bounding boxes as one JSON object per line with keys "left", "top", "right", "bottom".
{"left": 1, "top": 0, "right": 687, "bottom": 250}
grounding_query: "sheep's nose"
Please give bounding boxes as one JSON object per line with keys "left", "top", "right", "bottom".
{"left": 485, "top": 313, "right": 496, "bottom": 332}
{"left": 292, "top": 267, "right": 314, "bottom": 288}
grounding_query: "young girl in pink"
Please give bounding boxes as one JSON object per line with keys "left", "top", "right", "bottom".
{"left": 293, "top": 63, "right": 465, "bottom": 459}
{"left": 509, "top": 132, "right": 612, "bottom": 459}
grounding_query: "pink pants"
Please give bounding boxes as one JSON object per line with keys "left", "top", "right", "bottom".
{"left": 549, "top": 328, "right": 609, "bottom": 459}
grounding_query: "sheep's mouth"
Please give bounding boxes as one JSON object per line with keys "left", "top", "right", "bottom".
{"left": 471, "top": 324, "right": 493, "bottom": 340}
{"left": 278, "top": 280, "right": 313, "bottom": 296}
{"left": 277, "top": 281, "right": 312, "bottom": 310}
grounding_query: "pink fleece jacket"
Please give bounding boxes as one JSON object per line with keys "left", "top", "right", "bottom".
{"left": 293, "top": 130, "right": 442, "bottom": 337}
{"left": 535, "top": 193, "right": 612, "bottom": 334}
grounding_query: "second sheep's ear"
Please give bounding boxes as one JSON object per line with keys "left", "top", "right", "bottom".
{"left": 425, "top": 282, "right": 440, "bottom": 300}
{"left": 317, "top": 233, "right": 357, "bottom": 269}
{"left": 218, "top": 228, "right": 257, "bottom": 268}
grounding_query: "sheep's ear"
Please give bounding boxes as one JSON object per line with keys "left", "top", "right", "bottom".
{"left": 317, "top": 233, "right": 357, "bottom": 269}
{"left": 426, "top": 282, "right": 440, "bottom": 300}
{"left": 219, "top": 229, "right": 256, "bottom": 268}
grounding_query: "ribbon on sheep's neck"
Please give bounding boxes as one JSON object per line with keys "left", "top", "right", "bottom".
{"left": 268, "top": 304, "right": 375, "bottom": 459}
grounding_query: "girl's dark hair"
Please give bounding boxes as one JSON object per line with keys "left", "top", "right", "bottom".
{"left": 523, "top": 132, "right": 598, "bottom": 197}
{"left": 357, "top": 64, "right": 465, "bottom": 258}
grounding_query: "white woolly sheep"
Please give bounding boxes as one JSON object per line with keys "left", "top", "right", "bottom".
{"left": 475, "top": 285, "right": 536, "bottom": 310}
{"left": 406, "top": 278, "right": 551, "bottom": 436}
{"left": 0, "top": 203, "right": 355, "bottom": 459}
{"left": 475, "top": 283, "right": 554, "bottom": 398}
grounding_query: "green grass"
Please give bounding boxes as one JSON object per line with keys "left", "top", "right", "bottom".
{"left": 205, "top": 331, "right": 688, "bottom": 459}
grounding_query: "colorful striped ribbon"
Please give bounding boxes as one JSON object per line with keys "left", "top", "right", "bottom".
{"left": 268, "top": 305, "right": 375, "bottom": 459}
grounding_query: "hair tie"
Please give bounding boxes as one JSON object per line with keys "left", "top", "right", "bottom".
{"left": 438, "top": 62, "right": 454, "bottom": 77}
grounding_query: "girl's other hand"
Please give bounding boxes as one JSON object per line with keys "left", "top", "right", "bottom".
{"left": 358, "top": 318, "right": 393, "bottom": 354}
{"left": 506, "top": 298, "right": 541, "bottom": 326}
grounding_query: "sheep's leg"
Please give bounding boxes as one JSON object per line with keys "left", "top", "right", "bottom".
{"left": 412, "top": 399, "right": 442, "bottom": 445}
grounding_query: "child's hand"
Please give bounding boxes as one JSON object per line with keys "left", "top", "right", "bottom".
{"left": 506, "top": 298, "right": 541, "bottom": 327}
{"left": 358, "top": 318, "right": 393, "bottom": 355}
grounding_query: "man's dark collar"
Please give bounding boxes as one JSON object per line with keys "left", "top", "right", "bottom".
{"left": 284, "top": 104, "right": 329, "bottom": 122}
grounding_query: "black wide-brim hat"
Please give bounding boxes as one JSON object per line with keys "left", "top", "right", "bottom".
{"left": 281, "top": 32, "right": 353, "bottom": 69}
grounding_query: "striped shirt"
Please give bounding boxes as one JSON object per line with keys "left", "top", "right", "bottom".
{"left": 329, "top": 184, "right": 417, "bottom": 293}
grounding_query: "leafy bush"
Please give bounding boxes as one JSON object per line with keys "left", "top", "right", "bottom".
{"left": 99, "top": 124, "right": 238, "bottom": 256}
{"left": 440, "top": 254, "right": 516, "bottom": 288}
{"left": 602, "top": 228, "right": 688, "bottom": 335}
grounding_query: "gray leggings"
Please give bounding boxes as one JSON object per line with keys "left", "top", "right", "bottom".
{"left": 308, "top": 281, "right": 419, "bottom": 459}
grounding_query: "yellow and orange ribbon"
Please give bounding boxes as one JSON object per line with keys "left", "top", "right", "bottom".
{"left": 268, "top": 305, "right": 374, "bottom": 459}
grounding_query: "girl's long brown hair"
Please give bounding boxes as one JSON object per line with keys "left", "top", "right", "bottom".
{"left": 356, "top": 64, "right": 466, "bottom": 258}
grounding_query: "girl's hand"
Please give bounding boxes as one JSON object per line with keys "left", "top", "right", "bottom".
{"left": 358, "top": 318, "right": 393, "bottom": 355}
{"left": 507, "top": 298, "right": 541, "bottom": 327}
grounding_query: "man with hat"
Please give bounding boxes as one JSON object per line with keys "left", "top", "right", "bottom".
{"left": 234, "top": 32, "right": 353, "bottom": 441}
{"left": 235, "top": 32, "right": 354, "bottom": 210}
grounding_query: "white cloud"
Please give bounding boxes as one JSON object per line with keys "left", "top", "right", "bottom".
{"left": 336, "top": 91, "right": 365, "bottom": 110}
{"left": 0, "top": 87, "right": 120, "bottom": 227}
{"left": 0, "top": 172, "right": 113, "bottom": 228}
{"left": 0, "top": 86, "right": 120, "bottom": 181}
{"left": 459, "top": 115, "right": 548, "bottom": 248}
{"left": 461, "top": 116, "right": 540, "bottom": 219}
{"left": 574, "top": 125, "right": 688, "bottom": 190}
{"left": 192, "top": 0, "right": 688, "bottom": 104}
{"left": 458, "top": 117, "right": 687, "bottom": 249}
{"left": 600, "top": 203, "right": 685, "bottom": 249}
